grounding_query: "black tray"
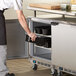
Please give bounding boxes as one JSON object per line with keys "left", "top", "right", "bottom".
{"left": 25, "top": 35, "right": 51, "bottom": 48}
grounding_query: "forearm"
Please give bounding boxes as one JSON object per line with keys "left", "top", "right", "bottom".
{"left": 17, "top": 11, "right": 31, "bottom": 35}
{"left": 16, "top": 10, "right": 36, "bottom": 41}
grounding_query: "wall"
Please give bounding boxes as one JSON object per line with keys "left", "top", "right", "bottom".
{"left": 4, "top": 0, "right": 70, "bottom": 19}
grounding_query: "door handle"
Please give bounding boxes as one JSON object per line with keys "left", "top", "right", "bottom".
{"left": 51, "top": 22, "right": 59, "bottom": 26}
{"left": 25, "top": 35, "right": 35, "bottom": 43}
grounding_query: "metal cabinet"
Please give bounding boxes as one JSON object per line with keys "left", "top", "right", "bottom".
{"left": 27, "top": 17, "right": 76, "bottom": 75}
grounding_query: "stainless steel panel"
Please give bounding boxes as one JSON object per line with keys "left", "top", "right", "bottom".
{"left": 52, "top": 23, "right": 76, "bottom": 71}
{"left": 6, "top": 19, "right": 28, "bottom": 59}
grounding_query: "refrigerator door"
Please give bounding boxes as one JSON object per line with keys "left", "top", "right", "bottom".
{"left": 52, "top": 23, "right": 76, "bottom": 71}
{"left": 6, "top": 20, "right": 28, "bottom": 59}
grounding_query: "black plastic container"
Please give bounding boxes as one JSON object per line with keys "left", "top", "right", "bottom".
{"left": 43, "top": 37, "right": 51, "bottom": 48}
{"left": 42, "top": 26, "right": 51, "bottom": 35}
{"left": 35, "top": 37, "right": 45, "bottom": 46}
{"left": 35, "top": 27, "right": 42, "bottom": 34}
{"left": 25, "top": 35, "right": 51, "bottom": 48}
{"left": 36, "top": 37, "right": 51, "bottom": 48}
{"left": 33, "top": 22, "right": 51, "bottom": 35}
{"left": 25, "top": 35, "right": 45, "bottom": 45}
{"left": 25, "top": 35, "right": 35, "bottom": 43}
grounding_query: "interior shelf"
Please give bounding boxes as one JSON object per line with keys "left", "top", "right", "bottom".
{"left": 36, "top": 33, "right": 51, "bottom": 38}
{"left": 34, "top": 44, "right": 51, "bottom": 50}
{"left": 34, "top": 53, "right": 51, "bottom": 60}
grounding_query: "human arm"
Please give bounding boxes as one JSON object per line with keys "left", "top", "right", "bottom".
{"left": 16, "top": 10, "right": 36, "bottom": 41}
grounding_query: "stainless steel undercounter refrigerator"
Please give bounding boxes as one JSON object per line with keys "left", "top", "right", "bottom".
{"left": 26, "top": 17, "right": 76, "bottom": 76}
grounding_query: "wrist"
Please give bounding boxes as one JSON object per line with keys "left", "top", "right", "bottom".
{"left": 27, "top": 32, "right": 32, "bottom": 36}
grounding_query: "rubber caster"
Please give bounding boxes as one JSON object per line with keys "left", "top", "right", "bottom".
{"left": 51, "top": 69, "right": 58, "bottom": 76}
{"left": 58, "top": 71, "right": 64, "bottom": 76}
{"left": 60, "top": 72, "right": 63, "bottom": 76}
{"left": 10, "top": 73, "right": 15, "bottom": 76}
{"left": 5, "top": 73, "right": 15, "bottom": 76}
{"left": 32, "top": 64, "right": 37, "bottom": 71}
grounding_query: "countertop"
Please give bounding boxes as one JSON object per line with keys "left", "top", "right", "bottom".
{"left": 27, "top": 6, "right": 76, "bottom": 16}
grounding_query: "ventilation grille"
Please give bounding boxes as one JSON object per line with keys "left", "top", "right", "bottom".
{"left": 38, "top": 61, "right": 51, "bottom": 67}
